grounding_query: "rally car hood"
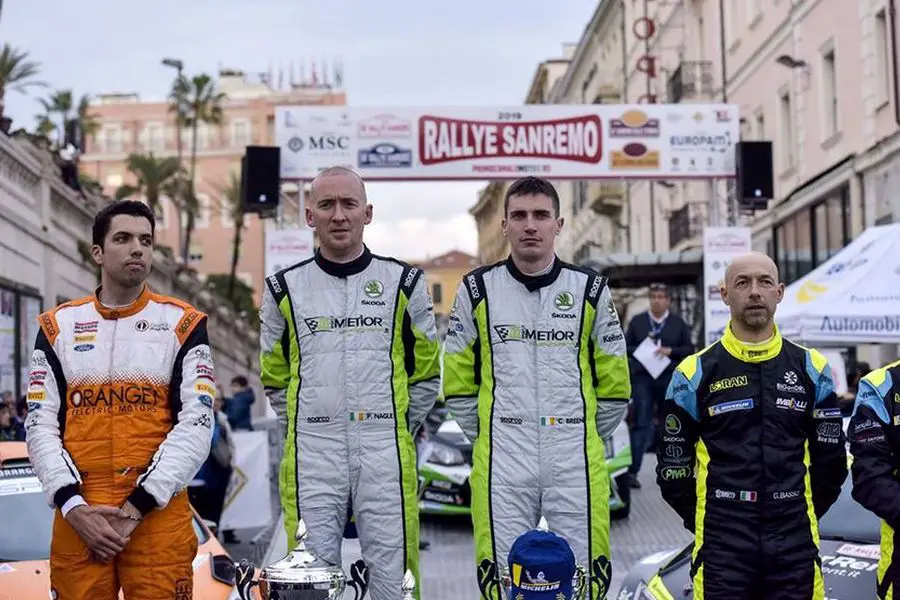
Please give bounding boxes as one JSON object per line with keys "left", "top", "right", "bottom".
{"left": 620, "top": 539, "right": 878, "bottom": 599}
{"left": 0, "top": 559, "right": 51, "bottom": 600}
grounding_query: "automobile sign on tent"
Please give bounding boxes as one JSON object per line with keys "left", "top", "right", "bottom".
{"left": 775, "top": 223, "right": 900, "bottom": 343}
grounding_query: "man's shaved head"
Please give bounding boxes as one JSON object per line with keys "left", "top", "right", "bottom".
{"left": 310, "top": 166, "right": 367, "bottom": 202}
{"left": 724, "top": 251, "right": 779, "bottom": 287}
{"left": 721, "top": 251, "right": 784, "bottom": 336}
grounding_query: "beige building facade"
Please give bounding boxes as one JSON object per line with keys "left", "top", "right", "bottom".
{"left": 79, "top": 69, "right": 346, "bottom": 303}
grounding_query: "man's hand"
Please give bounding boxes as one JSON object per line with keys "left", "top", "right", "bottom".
{"left": 66, "top": 505, "right": 131, "bottom": 562}
{"left": 105, "top": 500, "right": 143, "bottom": 540}
{"left": 655, "top": 346, "right": 673, "bottom": 357}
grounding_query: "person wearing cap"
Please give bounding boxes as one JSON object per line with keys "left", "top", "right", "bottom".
{"left": 623, "top": 282, "right": 693, "bottom": 488}
{"left": 444, "top": 177, "right": 630, "bottom": 600}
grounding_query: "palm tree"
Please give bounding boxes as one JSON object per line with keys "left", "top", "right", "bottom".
{"left": 34, "top": 114, "right": 54, "bottom": 138}
{"left": 0, "top": 44, "right": 46, "bottom": 119}
{"left": 115, "top": 153, "right": 182, "bottom": 218}
{"left": 218, "top": 171, "right": 246, "bottom": 301}
{"left": 74, "top": 94, "right": 100, "bottom": 146}
{"left": 169, "top": 73, "right": 226, "bottom": 265}
{"left": 39, "top": 89, "right": 72, "bottom": 146}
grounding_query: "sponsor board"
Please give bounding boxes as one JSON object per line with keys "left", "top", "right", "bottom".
{"left": 275, "top": 105, "right": 740, "bottom": 180}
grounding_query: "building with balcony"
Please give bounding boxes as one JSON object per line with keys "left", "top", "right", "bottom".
{"left": 78, "top": 67, "right": 346, "bottom": 303}
{"left": 0, "top": 130, "right": 261, "bottom": 407}
{"left": 550, "top": 0, "right": 629, "bottom": 263}
{"left": 470, "top": 46, "right": 573, "bottom": 264}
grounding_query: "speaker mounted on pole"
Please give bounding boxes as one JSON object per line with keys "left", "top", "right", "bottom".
{"left": 241, "top": 145, "right": 281, "bottom": 215}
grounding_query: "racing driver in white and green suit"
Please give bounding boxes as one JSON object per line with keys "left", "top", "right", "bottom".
{"left": 259, "top": 167, "right": 441, "bottom": 600}
{"left": 443, "top": 177, "right": 632, "bottom": 600}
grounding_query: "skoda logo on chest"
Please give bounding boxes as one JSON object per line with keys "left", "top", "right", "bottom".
{"left": 552, "top": 291, "right": 576, "bottom": 319}
{"left": 364, "top": 280, "right": 384, "bottom": 298}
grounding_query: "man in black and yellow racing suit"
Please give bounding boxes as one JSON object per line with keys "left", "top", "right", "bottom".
{"left": 657, "top": 251, "right": 847, "bottom": 600}
{"left": 849, "top": 360, "right": 900, "bottom": 599}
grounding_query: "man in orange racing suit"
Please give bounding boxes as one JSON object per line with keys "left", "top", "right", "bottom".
{"left": 25, "top": 200, "right": 215, "bottom": 600}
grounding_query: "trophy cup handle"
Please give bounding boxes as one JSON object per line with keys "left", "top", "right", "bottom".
{"left": 348, "top": 559, "right": 370, "bottom": 600}
{"left": 235, "top": 558, "right": 259, "bottom": 600}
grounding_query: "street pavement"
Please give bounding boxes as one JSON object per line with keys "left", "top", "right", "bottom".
{"left": 224, "top": 454, "right": 693, "bottom": 599}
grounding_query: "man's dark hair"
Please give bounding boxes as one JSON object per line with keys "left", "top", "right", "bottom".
{"left": 92, "top": 200, "right": 156, "bottom": 247}
{"left": 503, "top": 177, "right": 560, "bottom": 217}
{"left": 649, "top": 282, "right": 669, "bottom": 297}
{"left": 232, "top": 375, "right": 249, "bottom": 387}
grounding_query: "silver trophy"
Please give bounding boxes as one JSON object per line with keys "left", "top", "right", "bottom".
{"left": 235, "top": 518, "right": 370, "bottom": 600}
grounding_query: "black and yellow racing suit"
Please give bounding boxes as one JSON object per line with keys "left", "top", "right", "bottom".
{"left": 849, "top": 360, "right": 900, "bottom": 599}
{"left": 657, "top": 324, "right": 847, "bottom": 600}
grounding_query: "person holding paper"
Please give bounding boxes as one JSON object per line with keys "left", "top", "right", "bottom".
{"left": 656, "top": 251, "right": 847, "bottom": 600}
{"left": 623, "top": 283, "right": 693, "bottom": 488}
{"left": 443, "top": 176, "right": 631, "bottom": 600}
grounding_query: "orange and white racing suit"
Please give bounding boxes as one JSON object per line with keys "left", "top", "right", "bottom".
{"left": 25, "top": 285, "right": 215, "bottom": 600}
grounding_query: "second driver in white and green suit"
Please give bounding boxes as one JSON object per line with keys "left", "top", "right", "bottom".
{"left": 443, "top": 177, "right": 632, "bottom": 600}
{"left": 259, "top": 167, "right": 441, "bottom": 600}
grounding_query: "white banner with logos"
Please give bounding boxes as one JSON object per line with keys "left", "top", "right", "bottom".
{"left": 265, "top": 226, "right": 314, "bottom": 277}
{"left": 703, "top": 227, "right": 752, "bottom": 345}
{"left": 220, "top": 431, "right": 272, "bottom": 531}
{"left": 776, "top": 223, "right": 900, "bottom": 343}
{"left": 275, "top": 105, "right": 740, "bottom": 181}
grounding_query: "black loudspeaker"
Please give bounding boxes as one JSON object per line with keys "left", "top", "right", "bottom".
{"left": 735, "top": 141, "right": 774, "bottom": 211}
{"left": 241, "top": 146, "right": 281, "bottom": 213}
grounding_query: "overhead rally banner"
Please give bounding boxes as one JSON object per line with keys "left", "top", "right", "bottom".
{"left": 275, "top": 105, "right": 740, "bottom": 181}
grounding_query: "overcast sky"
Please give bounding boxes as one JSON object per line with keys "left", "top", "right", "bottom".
{"left": 2, "top": 0, "right": 596, "bottom": 260}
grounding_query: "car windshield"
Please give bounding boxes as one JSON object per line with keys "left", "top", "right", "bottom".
{"left": 0, "top": 486, "right": 53, "bottom": 561}
{"left": 818, "top": 478, "right": 881, "bottom": 544}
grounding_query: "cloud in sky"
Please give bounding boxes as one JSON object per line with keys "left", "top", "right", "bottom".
{"left": 2, "top": 0, "right": 597, "bottom": 260}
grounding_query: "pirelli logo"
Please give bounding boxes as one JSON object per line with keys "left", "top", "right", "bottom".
{"left": 709, "top": 375, "right": 748, "bottom": 393}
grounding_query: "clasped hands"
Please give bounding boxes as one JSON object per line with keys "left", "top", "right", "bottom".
{"left": 66, "top": 501, "right": 143, "bottom": 563}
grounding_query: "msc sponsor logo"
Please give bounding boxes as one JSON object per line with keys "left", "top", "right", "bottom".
{"left": 493, "top": 324, "right": 575, "bottom": 345}
{"left": 708, "top": 398, "right": 754, "bottom": 416}
{"left": 287, "top": 134, "right": 350, "bottom": 153}
{"left": 660, "top": 466, "right": 691, "bottom": 481}
{"left": 304, "top": 315, "right": 385, "bottom": 335}
{"left": 708, "top": 375, "right": 748, "bottom": 393}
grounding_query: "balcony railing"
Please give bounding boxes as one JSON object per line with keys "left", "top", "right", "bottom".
{"left": 667, "top": 61, "right": 715, "bottom": 103}
{"left": 588, "top": 182, "right": 625, "bottom": 216}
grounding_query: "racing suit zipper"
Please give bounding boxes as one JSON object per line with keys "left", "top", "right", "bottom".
{"left": 758, "top": 361, "right": 766, "bottom": 558}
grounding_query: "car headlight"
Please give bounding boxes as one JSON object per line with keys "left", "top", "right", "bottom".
{"left": 427, "top": 443, "right": 465, "bottom": 466}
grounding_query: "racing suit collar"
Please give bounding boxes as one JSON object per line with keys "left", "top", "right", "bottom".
{"left": 314, "top": 246, "right": 373, "bottom": 278}
{"left": 505, "top": 255, "right": 562, "bottom": 292}
{"left": 92, "top": 284, "right": 152, "bottom": 320}
{"left": 721, "top": 320, "right": 783, "bottom": 363}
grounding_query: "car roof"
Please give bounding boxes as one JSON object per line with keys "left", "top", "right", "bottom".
{"left": 0, "top": 441, "right": 30, "bottom": 465}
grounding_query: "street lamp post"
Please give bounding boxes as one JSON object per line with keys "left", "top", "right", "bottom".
{"left": 161, "top": 57, "right": 186, "bottom": 255}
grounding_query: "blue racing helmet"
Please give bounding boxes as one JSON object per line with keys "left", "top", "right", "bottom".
{"left": 507, "top": 528, "right": 576, "bottom": 600}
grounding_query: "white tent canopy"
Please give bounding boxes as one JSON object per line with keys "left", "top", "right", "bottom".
{"left": 776, "top": 223, "right": 900, "bottom": 344}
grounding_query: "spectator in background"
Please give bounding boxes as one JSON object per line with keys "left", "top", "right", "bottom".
{"left": 225, "top": 375, "right": 255, "bottom": 431}
{"left": 839, "top": 361, "right": 871, "bottom": 411}
{"left": 13, "top": 397, "right": 27, "bottom": 440}
{"left": 190, "top": 395, "right": 235, "bottom": 542}
{"left": 1, "top": 390, "right": 13, "bottom": 409}
{"left": 0, "top": 405, "right": 22, "bottom": 441}
{"left": 623, "top": 283, "right": 694, "bottom": 489}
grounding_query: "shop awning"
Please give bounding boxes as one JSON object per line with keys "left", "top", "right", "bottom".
{"left": 776, "top": 223, "right": 900, "bottom": 343}
{"left": 580, "top": 249, "right": 704, "bottom": 289}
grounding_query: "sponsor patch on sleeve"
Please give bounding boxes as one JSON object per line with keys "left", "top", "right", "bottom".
{"left": 813, "top": 408, "right": 842, "bottom": 419}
